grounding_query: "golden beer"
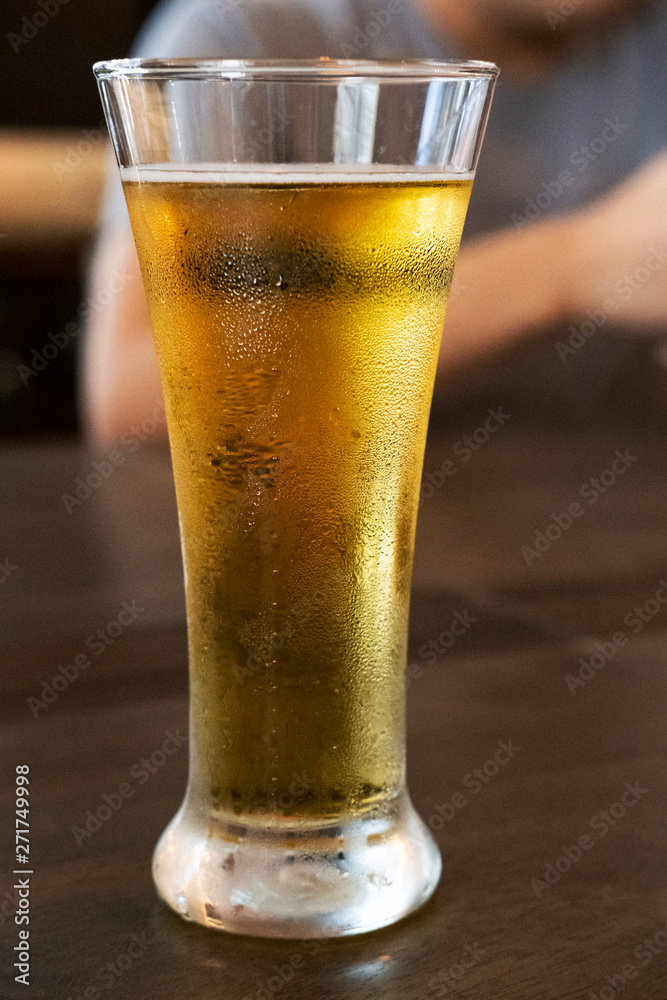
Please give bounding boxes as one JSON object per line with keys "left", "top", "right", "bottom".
{"left": 124, "top": 173, "right": 471, "bottom": 824}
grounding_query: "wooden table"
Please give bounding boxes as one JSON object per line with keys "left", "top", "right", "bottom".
{"left": 2, "top": 416, "right": 667, "bottom": 999}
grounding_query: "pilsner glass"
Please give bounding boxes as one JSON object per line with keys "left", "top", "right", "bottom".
{"left": 94, "top": 58, "right": 497, "bottom": 938}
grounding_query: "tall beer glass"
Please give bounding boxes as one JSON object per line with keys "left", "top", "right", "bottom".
{"left": 94, "top": 58, "right": 497, "bottom": 938}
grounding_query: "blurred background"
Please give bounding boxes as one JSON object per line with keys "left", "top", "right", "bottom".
{"left": 2, "top": 0, "right": 666, "bottom": 440}
{"left": 0, "top": 0, "right": 160, "bottom": 437}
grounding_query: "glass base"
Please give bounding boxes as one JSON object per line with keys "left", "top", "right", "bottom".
{"left": 152, "top": 795, "right": 441, "bottom": 938}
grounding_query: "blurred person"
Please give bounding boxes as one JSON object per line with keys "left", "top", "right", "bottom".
{"left": 82, "top": 0, "right": 667, "bottom": 441}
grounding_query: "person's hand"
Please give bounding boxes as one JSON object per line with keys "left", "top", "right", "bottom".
{"left": 566, "top": 150, "right": 667, "bottom": 332}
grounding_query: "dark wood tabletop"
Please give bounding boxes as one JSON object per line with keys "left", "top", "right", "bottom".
{"left": 2, "top": 412, "right": 667, "bottom": 999}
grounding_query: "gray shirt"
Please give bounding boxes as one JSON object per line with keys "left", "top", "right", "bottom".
{"left": 106, "top": 0, "right": 667, "bottom": 417}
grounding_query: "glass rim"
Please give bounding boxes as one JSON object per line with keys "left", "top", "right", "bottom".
{"left": 93, "top": 56, "right": 499, "bottom": 83}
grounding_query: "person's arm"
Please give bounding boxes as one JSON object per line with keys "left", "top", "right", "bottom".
{"left": 438, "top": 215, "right": 571, "bottom": 376}
{"left": 439, "top": 150, "right": 667, "bottom": 379}
{"left": 82, "top": 152, "right": 667, "bottom": 443}
{"left": 81, "top": 230, "right": 165, "bottom": 443}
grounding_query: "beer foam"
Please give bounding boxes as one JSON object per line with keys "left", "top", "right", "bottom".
{"left": 121, "top": 164, "right": 472, "bottom": 185}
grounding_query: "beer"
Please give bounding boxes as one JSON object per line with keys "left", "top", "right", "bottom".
{"left": 97, "top": 53, "right": 497, "bottom": 936}
{"left": 124, "top": 171, "right": 471, "bottom": 825}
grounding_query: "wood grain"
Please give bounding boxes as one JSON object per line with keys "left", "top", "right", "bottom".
{"left": 1, "top": 421, "right": 667, "bottom": 999}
